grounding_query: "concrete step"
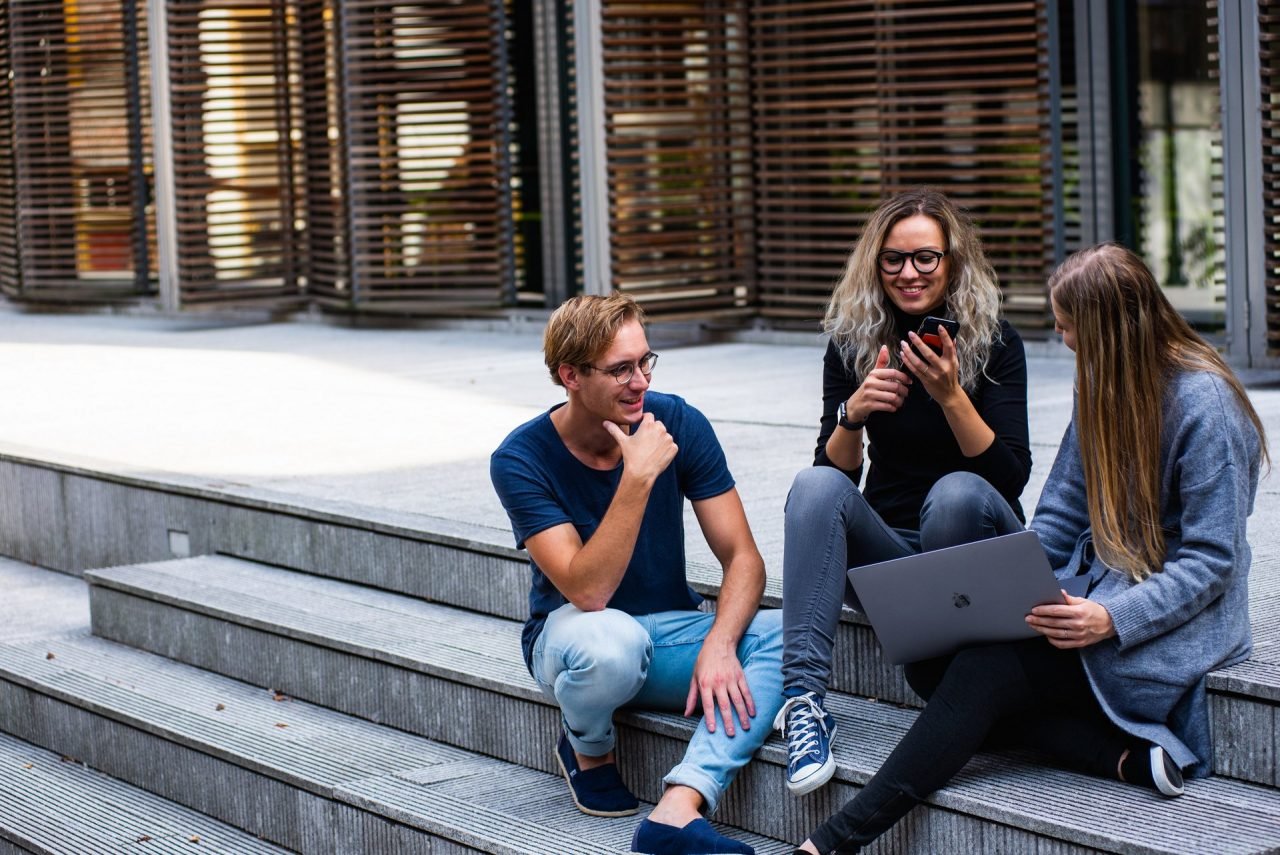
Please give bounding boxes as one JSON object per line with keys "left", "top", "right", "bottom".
{"left": 0, "top": 731, "right": 291, "bottom": 854}
{"left": 83, "top": 556, "right": 1280, "bottom": 854}
{"left": 15, "top": 449, "right": 1277, "bottom": 783}
{"left": 0, "top": 636, "right": 791, "bottom": 855}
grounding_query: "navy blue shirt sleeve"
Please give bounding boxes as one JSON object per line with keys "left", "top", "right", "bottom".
{"left": 490, "top": 445, "right": 569, "bottom": 551}
{"left": 671, "top": 399, "right": 736, "bottom": 501}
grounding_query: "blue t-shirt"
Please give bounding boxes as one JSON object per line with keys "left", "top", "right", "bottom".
{"left": 490, "top": 391, "right": 735, "bottom": 669}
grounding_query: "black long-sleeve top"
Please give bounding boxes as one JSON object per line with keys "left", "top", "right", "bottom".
{"left": 814, "top": 310, "right": 1032, "bottom": 529}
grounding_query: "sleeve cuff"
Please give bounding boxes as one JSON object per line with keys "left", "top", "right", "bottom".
{"left": 1100, "top": 589, "right": 1156, "bottom": 649}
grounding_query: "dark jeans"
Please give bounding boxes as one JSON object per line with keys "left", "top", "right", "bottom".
{"left": 808, "top": 638, "right": 1131, "bottom": 854}
{"left": 781, "top": 466, "right": 1024, "bottom": 695}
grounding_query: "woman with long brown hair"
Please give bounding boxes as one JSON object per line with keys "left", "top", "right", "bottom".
{"left": 791, "top": 243, "right": 1269, "bottom": 854}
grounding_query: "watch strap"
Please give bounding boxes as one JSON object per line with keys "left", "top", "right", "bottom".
{"left": 837, "top": 401, "right": 866, "bottom": 432}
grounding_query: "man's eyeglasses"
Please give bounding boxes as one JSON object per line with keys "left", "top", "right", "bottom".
{"left": 878, "top": 248, "right": 947, "bottom": 275}
{"left": 589, "top": 352, "right": 659, "bottom": 385}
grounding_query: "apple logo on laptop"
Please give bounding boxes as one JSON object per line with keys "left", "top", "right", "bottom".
{"left": 953, "top": 593, "right": 971, "bottom": 609}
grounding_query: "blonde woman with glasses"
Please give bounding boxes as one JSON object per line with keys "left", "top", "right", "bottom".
{"left": 790, "top": 243, "right": 1268, "bottom": 854}
{"left": 775, "top": 188, "right": 1032, "bottom": 795}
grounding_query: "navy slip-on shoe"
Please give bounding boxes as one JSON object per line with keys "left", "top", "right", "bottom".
{"left": 555, "top": 731, "right": 639, "bottom": 817}
{"left": 630, "top": 818, "right": 754, "bottom": 855}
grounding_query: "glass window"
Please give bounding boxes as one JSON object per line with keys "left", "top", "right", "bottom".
{"left": 1122, "top": 0, "right": 1225, "bottom": 326}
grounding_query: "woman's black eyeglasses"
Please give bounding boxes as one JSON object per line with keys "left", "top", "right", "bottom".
{"left": 878, "top": 249, "right": 947, "bottom": 275}
{"left": 589, "top": 352, "right": 659, "bottom": 385}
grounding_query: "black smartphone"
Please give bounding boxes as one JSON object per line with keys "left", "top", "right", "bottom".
{"left": 916, "top": 316, "right": 959, "bottom": 354}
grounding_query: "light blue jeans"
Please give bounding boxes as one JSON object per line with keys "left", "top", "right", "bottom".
{"left": 782, "top": 466, "right": 1023, "bottom": 696}
{"left": 531, "top": 604, "right": 784, "bottom": 814}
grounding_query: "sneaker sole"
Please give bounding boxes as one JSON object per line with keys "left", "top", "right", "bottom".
{"left": 555, "top": 746, "right": 641, "bottom": 817}
{"left": 1150, "top": 746, "right": 1185, "bottom": 798}
{"left": 786, "top": 724, "right": 838, "bottom": 796}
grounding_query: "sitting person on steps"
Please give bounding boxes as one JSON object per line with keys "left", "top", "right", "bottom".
{"left": 491, "top": 293, "right": 784, "bottom": 855}
{"left": 777, "top": 187, "right": 1032, "bottom": 795}
{"left": 791, "top": 243, "right": 1269, "bottom": 854}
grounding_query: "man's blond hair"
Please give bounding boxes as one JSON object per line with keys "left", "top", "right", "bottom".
{"left": 543, "top": 293, "right": 646, "bottom": 387}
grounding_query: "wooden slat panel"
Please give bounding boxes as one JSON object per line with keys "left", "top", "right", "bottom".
{"left": 601, "top": 1, "right": 756, "bottom": 316}
{"left": 336, "top": 0, "right": 514, "bottom": 308}
{"left": 750, "top": 1, "right": 1052, "bottom": 325}
{"left": 166, "top": 0, "right": 306, "bottom": 305}
{"left": 1258, "top": 2, "right": 1280, "bottom": 354}
{"left": 298, "top": 0, "right": 350, "bottom": 299}
{"left": 2, "top": 0, "right": 154, "bottom": 300}
{"left": 0, "top": 3, "right": 18, "bottom": 296}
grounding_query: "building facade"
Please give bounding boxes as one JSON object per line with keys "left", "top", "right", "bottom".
{"left": 0, "top": 1, "right": 1275, "bottom": 367}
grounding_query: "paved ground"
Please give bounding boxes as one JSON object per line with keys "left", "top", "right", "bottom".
{"left": 0, "top": 308, "right": 1276, "bottom": 638}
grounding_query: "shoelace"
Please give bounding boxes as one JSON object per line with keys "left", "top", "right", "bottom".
{"left": 781, "top": 696, "right": 828, "bottom": 764}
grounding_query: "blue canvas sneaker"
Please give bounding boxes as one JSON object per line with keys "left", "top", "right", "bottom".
{"left": 773, "top": 691, "right": 837, "bottom": 795}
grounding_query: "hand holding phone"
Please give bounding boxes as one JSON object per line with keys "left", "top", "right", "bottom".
{"left": 916, "top": 316, "right": 959, "bottom": 354}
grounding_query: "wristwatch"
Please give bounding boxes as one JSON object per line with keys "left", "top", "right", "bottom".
{"left": 837, "top": 400, "right": 866, "bottom": 432}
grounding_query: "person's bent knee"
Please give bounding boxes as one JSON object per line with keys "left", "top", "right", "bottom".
{"left": 924, "top": 471, "right": 994, "bottom": 510}
{"left": 919, "top": 472, "right": 1009, "bottom": 550}
{"left": 737, "top": 608, "right": 784, "bottom": 665}
{"left": 539, "top": 605, "right": 651, "bottom": 691}
{"left": 787, "top": 466, "right": 857, "bottom": 515}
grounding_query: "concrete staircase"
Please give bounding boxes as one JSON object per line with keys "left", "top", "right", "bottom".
{"left": 0, "top": 535, "right": 1276, "bottom": 853}
{"left": 0, "top": 731, "right": 291, "bottom": 854}
{"left": 0, "top": 455, "right": 1277, "bottom": 852}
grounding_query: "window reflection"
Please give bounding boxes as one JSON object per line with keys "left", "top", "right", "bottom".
{"left": 1128, "top": 0, "right": 1224, "bottom": 325}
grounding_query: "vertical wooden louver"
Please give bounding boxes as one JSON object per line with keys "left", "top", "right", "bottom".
{"left": 0, "top": 3, "right": 19, "bottom": 295}
{"left": 166, "top": 0, "right": 306, "bottom": 305}
{"left": 600, "top": 1, "right": 756, "bottom": 317}
{"left": 750, "top": 1, "right": 1052, "bottom": 324}
{"left": 1260, "top": 0, "right": 1280, "bottom": 354}
{"left": 335, "top": 0, "right": 514, "bottom": 312}
{"left": 298, "top": 0, "right": 349, "bottom": 300}
{"left": 1, "top": 0, "right": 153, "bottom": 300}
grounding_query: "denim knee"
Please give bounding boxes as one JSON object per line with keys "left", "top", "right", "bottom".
{"left": 922, "top": 471, "right": 993, "bottom": 512}
{"left": 786, "top": 465, "right": 858, "bottom": 517}
{"left": 535, "top": 606, "right": 651, "bottom": 704}
{"left": 740, "top": 608, "right": 784, "bottom": 665}
{"left": 919, "top": 471, "right": 1018, "bottom": 550}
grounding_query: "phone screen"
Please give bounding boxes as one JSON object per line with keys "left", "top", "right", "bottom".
{"left": 917, "top": 316, "right": 959, "bottom": 353}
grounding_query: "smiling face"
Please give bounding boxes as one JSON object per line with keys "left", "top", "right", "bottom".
{"left": 878, "top": 214, "right": 950, "bottom": 316}
{"left": 574, "top": 319, "right": 652, "bottom": 427}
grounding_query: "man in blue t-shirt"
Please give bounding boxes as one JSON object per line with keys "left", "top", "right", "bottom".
{"left": 491, "top": 294, "right": 783, "bottom": 855}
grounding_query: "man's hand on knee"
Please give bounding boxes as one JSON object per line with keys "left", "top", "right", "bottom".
{"left": 684, "top": 639, "right": 755, "bottom": 736}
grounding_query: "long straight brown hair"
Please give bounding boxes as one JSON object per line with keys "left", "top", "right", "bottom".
{"left": 1048, "top": 244, "right": 1269, "bottom": 581}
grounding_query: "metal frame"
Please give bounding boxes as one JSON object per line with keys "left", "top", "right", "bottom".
{"left": 146, "top": 0, "right": 179, "bottom": 312}
{"left": 1218, "top": 0, "right": 1273, "bottom": 369}
{"left": 533, "top": 0, "right": 573, "bottom": 306}
{"left": 1072, "top": 0, "right": 1114, "bottom": 246}
{"left": 1047, "top": 0, "right": 1066, "bottom": 266}
{"left": 573, "top": 0, "right": 610, "bottom": 297}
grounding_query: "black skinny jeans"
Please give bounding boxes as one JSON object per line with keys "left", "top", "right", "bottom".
{"left": 809, "top": 638, "right": 1131, "bottom": 855}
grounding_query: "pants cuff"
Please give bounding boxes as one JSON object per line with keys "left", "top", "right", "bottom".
{"left": 662, "top": 764, "right": 724, "bottom": 815}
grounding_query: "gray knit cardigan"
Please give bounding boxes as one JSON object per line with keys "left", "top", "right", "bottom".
{"left": 1030, "top": 368, "right": 1264, "bottom": 777}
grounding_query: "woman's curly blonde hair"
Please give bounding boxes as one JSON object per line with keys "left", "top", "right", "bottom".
{"left": 824, "top": 187, "right": 1002, "bottom": 392}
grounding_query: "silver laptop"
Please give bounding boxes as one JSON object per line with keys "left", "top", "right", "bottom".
{"left": 846, "top": 530, "right": 1077, "bottom": 665}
